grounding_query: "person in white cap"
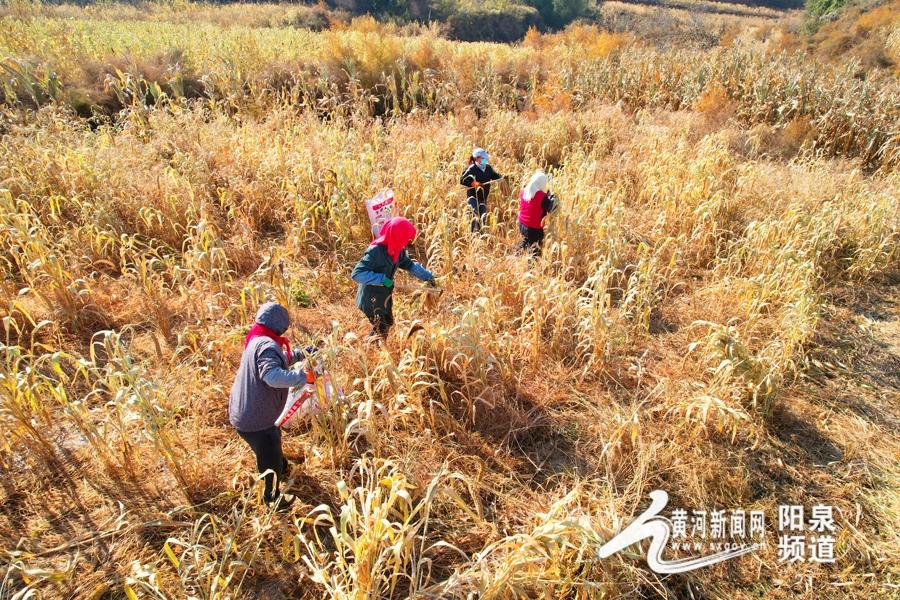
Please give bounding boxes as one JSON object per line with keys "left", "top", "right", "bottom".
{"left": 459, "top": 147, "right": 503, "bottom": 232}
{"left": 517, "top": 170, "right": 558, "bottom": 258}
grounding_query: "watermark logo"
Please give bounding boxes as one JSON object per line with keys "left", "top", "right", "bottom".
{"left": 776, "top": 504, "right": 836, "bottom": 563}
{"left": 598, "top": 490, "right": 758, "bottom": 573}
{"left": 598, "top": 491, "right": 838, "bottom": 573}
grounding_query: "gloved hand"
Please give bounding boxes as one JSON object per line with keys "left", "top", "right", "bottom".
{"left": 548, "top": 193, "right": 559, "bottom": 213}
{"left": 382, "top": 275, "right": 394, "bottom": 288}
{"left": 426, "top": 277, "right": 437, "bottom": 288}
{"left": 292, "top": 346, "right": 318, "bottom": 364}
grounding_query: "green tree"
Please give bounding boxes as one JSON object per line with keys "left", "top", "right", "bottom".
{"left": 552, "top": 0, "right": 588, "bottom": 24}
{"left": 805, "top": 0, "right": 847, "bottom": 20}
{"left": 525, "top": 0, "right": 589, "bottom": 29}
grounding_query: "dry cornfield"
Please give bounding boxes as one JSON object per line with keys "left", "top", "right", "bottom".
{"left": 0, "top": 1, "right": 898, "bottom": 599}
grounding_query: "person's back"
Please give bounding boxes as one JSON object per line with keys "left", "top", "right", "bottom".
{"left": 517, "top": 170, "right": 557, "bottom": 258}
{"left": 229, "top": 336, "right": 291, "bottom": 432}
{"left": 229, "top": 302, "right": 308, "bottom": 509}
{"left": 519, "top": 189, "right": 547, "bottom": 230}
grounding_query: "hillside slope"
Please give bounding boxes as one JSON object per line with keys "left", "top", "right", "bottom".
{"left": 0, "top": 3, "right": 898, "bottom": 599}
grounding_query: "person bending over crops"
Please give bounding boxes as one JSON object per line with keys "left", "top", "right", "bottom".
{"left": 517, "top": 170, "right": 558, "bottom": 258}
{"left": 229, "top": 302, "right": 312, "bottom": 510}
{"left": 460, "top": 147, "right": 503, "bottom": 232}
{"left": 351, "top": 216, "right": 436, "bottom": 339}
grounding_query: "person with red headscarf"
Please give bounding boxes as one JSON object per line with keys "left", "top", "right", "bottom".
{"left": 351, "top": 216, "right": 436, "bottom": 338}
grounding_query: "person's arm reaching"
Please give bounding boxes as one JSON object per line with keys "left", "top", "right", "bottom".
{"left": 258, "top": 347, "right": 306, "bottom": 388}
{"left": 407, "top": 262, "right": 434, "bottom": 282}
{"left": 351, "top": 269, "right": 385, "bottom": 286}
{"left": 541, "top": 192, "right": 558, "bottom": 217}
{"left": 460, "top": 166, "right": 477, "bottom": 187}
{"left": 397, "top": 251, "right": 434, "bottom": 282}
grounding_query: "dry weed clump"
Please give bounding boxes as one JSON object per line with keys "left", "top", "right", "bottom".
{"left": 0, "top": 3, "right": 898, "bottom": 599}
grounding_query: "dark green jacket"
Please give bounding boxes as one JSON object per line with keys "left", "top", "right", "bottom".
{"left": 351, "top": 245, "right": 432, "bottom": 318}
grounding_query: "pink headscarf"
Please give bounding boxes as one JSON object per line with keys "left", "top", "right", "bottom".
{"left": 372, "top": 216, "right": 417, "bottom": 262}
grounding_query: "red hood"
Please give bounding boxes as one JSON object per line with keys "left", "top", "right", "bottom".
{"left": 372, "top": 216, "right": 416, "bottom": 262}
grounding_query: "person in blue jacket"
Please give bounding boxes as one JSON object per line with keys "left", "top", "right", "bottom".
{"left": 351, "top": 216, "right": 435, "bottom": 339}
{"left": 229, "top": 302, "right": 313, "bottom": 510}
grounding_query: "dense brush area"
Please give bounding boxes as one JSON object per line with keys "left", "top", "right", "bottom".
{"left": 0, "top": 1, "right": 898, "bottom": 598}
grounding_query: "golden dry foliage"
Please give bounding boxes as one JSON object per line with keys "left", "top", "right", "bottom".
{"left": 0, "top": 3, "right": 898, "bottom": 600}
{"left": 809, "top": 0, "right": 900, "bottom": 74}
{"left": 1, "top": 4, "right": 897, "bottom": 170}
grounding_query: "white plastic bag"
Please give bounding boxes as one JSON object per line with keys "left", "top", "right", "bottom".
{"left": 275, "top": 382, "right": 318, "bottom": 427}
{"left": 276, "top": 370, "right": 341, "bottom": 428}
{"left": 365, "top": 189, "right": 394, "bottom": 237}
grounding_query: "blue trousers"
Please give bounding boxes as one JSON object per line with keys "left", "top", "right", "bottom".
{"left": 468, "top": 197, "right": 487, "bottom": 232}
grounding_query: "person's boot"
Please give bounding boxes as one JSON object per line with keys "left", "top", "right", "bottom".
{"left": 268, "top": 492, "right": 296, "bottom": 513}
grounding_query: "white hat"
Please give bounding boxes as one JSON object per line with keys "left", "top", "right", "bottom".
{"left": 472, "top": 148, "right": 489, "bottom": 160}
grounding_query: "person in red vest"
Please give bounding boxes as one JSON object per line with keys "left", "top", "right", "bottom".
{"left": 517, "top": 170, "right": 558, "bottom": 257}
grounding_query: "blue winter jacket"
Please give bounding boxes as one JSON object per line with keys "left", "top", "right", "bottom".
{"left": 351, "top": 245, "right": 433, "bottom": 318}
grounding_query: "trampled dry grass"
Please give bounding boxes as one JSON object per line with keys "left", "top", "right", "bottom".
{"left": 0, "top": 2, "right": 898, "bottom": 599}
